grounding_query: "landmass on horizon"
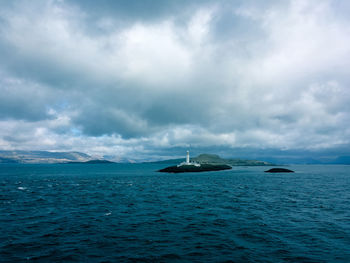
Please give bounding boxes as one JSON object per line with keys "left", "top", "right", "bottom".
{"left": 0, "top": 150, "right": 273, "bottom": 165}
{"left": 158, "top": 151, "right": 232, "bottom": 173}
{"left": 1, "top": 150, "right": 350, "bottom": 165}
{"left": 158, "top": 151, "right": 274, "bottom": 173}
{"left": 154, "top": 153, "right": 274, "bottom": 166}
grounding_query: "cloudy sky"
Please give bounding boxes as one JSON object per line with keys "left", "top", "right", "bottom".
{"left": 0, "top": 0, "right": 349, "bottom": 160}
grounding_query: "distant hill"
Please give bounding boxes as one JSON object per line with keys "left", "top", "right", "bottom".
{"left": 0, "top": 150, "right": 92, "bottom": 164}
{"left": 192, "top": 154, "right": 273, "bottom": 166}
{"left": 146, "top": 158, "right": 183, "bottom": 165}
{"left": 65, "top": 159, "right": 115, "bottom": 164}
{"left": 2, "top": 150, "right": 347, "bottom": 165}
{"left": 151, "top": 153, "right": 274, "bottom": 166}
{"left": 333, "top": 156, "right": 350, "bottom": 165}
{"left": 0, "top": 156, "right": 19, "bottom": 163}
{"left": 254, "top": 155, "right": 350, "bottom": 165}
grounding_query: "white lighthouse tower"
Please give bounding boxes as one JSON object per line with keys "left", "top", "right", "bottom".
{"left": 186, "top": 150, "right": 190, "bottom": 164}
{"left": 177, "top": 150, "right": 200, "bottom": 167}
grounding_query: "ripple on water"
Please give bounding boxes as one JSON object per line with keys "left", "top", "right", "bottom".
{"left": 0, "top": 164, "right": 350, "bottom": 262}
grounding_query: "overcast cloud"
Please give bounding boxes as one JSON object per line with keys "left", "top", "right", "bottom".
{"left": 0, "top": 0, "right": 350, "bottom": 160}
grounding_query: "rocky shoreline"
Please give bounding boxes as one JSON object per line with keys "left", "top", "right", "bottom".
{"left": 158, "top": 164, "right": 232, "bottom": 173}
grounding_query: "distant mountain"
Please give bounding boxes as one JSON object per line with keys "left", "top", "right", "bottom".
{"left": 333, "top": 156, "right": 350, "bottom": 165}
{"left": 0, "top": 156, "right": 19, "bottom": 163}
{"left": 2, "top": 150, "right": 347, "bottom": 165}
{"left": 146, "top": 158, "right": 183, "bottom": 165}
{"left": 84, "top": 159, "right": 114, "bottom": 164}
{"left": 65, "top": 159, "right": 115, "bottom": 164}
{"left": 254, "top": 155, "right": 350, "bottom": 165}
{"left": 192, "top": 154, "right": 273, "bottom": 166}
{"left": 0, "top": 150, "right": 92, "bottom": 164}
{"left": 151, "top": 153, "right": 274, "bottom": 166}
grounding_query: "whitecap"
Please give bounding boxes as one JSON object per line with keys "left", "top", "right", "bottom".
{"left": 18, "top": 186, "right": 27, "bottom": 190}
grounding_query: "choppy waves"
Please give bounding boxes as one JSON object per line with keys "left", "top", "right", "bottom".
{"left": 1, "top": 164, "right": 350, "bottom": 262}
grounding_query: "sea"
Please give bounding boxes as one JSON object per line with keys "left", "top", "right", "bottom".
{"left": 0, "top": 163, "right": 349, "bottom": 262}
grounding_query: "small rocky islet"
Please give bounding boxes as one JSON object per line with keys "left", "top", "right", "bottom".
{"left": 264, "top": 168, "right": 294, "bottom": 173}
{"left": 159, "top": 163, "right": 232, "bottom": 173}
{"left": 158, "top": 152, "right": 274, "bottom": 173}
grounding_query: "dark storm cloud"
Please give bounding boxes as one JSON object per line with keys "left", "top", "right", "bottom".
{"left": 70, "top": 0, "right": 201, "bottom": 21}
{"left": 0, "top": 70, "right": 54, "bottom": 121}
{"left": 0, "top": 0, "right": 350, "bottom": 159}
{"left": 69, "top": 0, "right": 282, "bottom": 20}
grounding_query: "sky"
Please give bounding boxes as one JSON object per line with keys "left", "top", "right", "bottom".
{"left": 0, "top": 0, "right": 350, "bottom": 161}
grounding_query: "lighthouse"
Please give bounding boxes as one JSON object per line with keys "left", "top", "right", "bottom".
{"left": 177, "top": 150, "right": 200, "bottom": 167}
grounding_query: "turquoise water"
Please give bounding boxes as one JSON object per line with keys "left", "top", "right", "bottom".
{"left": 0, "top": 164, "right": 350, "bottom": 262}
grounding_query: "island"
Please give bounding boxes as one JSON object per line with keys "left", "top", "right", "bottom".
{"left": 159, "top": 163, "right": 232, "bottom": 173}
{"left": 154, "top": 153, "right": 273, "bottom": 166}
{"left": 264, "top": 168, "right": 294, "bottom": 173}
{"left": 158, "top": 151, "right": 232, "bottom": 173}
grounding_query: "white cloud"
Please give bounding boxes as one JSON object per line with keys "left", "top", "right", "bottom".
{"left": 118, "top": 21, "right": 192, "bottom": 87}
{"left": 0, "top": 0, "right": 349, "bottom": 159}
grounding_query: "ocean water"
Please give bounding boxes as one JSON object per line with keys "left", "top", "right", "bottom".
{"left": 0, "top": 164, "right": 350, "bottom": 262}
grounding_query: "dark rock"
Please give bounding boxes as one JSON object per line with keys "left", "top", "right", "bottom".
{"left": 264, "top": 168, "right": 294, "bottom": 173}
{"left": 158, "top": 164, "right": 232, "bottom": 173}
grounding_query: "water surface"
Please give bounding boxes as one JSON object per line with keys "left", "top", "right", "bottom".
{"left": 1, "top": 164, "right": 349, "bottom": 262}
